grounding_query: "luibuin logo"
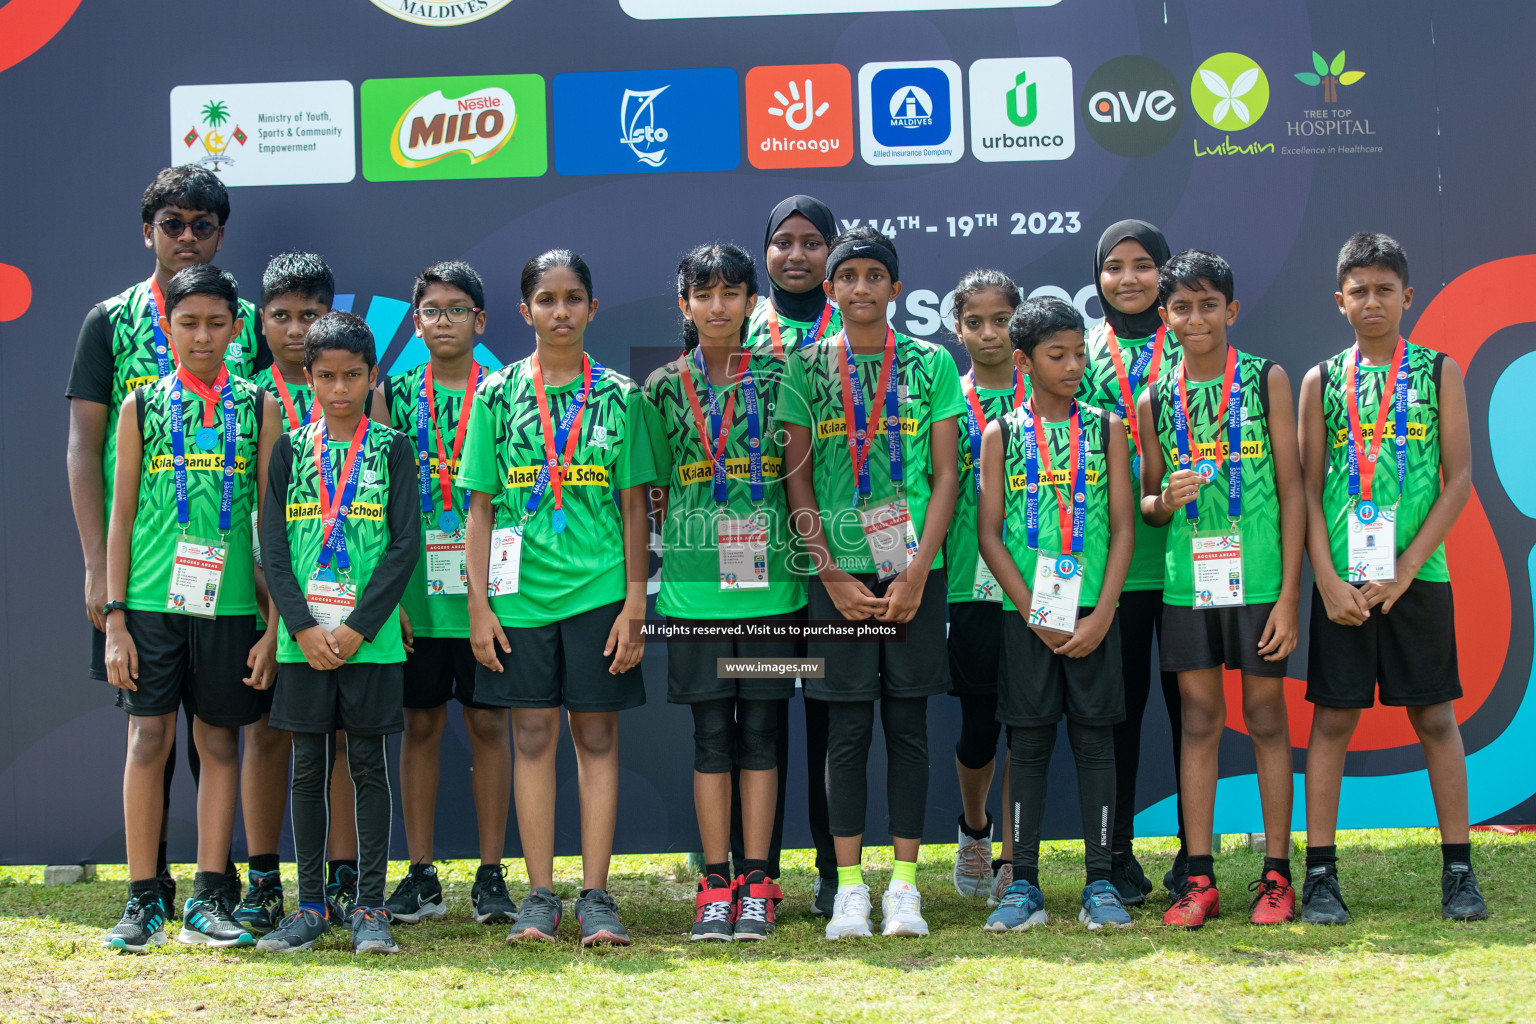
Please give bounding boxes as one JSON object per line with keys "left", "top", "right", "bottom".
{"left": 1190, "top": 53, "right": 1270, "bottom": 131}
{"left": 1295, "top": 50, "right": 1363, "bottom": 104}
{"left": 183, "top": 100, "right": 247, "bottom": 172}
{"left": 620, "top": 86, "right": 669, "bottom": 166}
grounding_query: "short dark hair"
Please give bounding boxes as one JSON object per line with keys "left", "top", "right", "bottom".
{"left": 141, "top": 166, "right": 231, "bottom": 225}
{"left": 520, "top": 249, "right": 593, "bottom": 303}
{"left": 303, "top": 311, "right": 375, "bottom": 371}
{"left": 825, "top": 224, "right": 899, "bottom": 282}
{"left": 1159, "top": 249, "right": 1235, "bottom": 305}
{"left": 413, "top": 259, "right": 485, "bottom": 310}
{"left": 262, "top": 251, "right": 335, "bottom": 308}
{"left": 951, "top": 268, "right": 1021, "bottom": 325}
{"left": 677, "top": 242, "right": 759, "bottom": 351}
{"left": 165, "top": 264, "right": 239, "bottom": 318}
{"left": 1008, "top": 296, "right": 1084, "bottom": 357}
{"left": 1336, "top": 231, "right": 1410, "bottom": 289}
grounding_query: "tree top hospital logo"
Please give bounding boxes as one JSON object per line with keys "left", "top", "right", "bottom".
{"left": 1191, "top": 52, "right": 1270, "bottom": 131}
{"left": 361, "top": 75, "right": 545, "bottom": 182}
{"left": 367, "top": 0, "right": 517, "bottom": 26}
{"left": 859, "top": 61, "right": 963, "bottom": 166}
{"left": 746, "top": 64, "right": 852, "bottom": 169}
{"left": 553, "top": 68, "right": 740, "bottom": 176}
{"left": 1081, "top": 55, "right": 1183, "bottom": 157}
{"left": 968, "top": 57, "right": 1074, "bottom": 162}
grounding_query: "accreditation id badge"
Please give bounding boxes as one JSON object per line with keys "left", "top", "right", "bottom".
{"left": 1028, "top": 552, "right": 1082, "bottom": 633}
{"left": 863, "top": 499, "right": 919, "bottom": 583}
{"left": 167, "top": 536, "right": 227, "bottom": 618}
{"left": 717, "top": 516, "right": 769, "bottom": 590}
{"left": 305, "top": 572, "right": 356, "bottom": 632}
{"left": 1346, "top": 500, "right": 1397, "bottom": 582}
{"left": 488, "top": 525, "right": 524, "bottom": 597}
{"left": 1191, "top": 530, "right": 1245, "bottom": 608}
{"left": 250, "top": 508, "right": 262, "bottom": 567}
{"left": 424, "top": 527, "right": 469, "bottom": 596}
{"left": 971, "top": 556, "right": 1002, "bottom": 603}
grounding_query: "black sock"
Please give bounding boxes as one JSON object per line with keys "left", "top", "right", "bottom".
{"left": 192, "top": 870, "right": 225, "bottom": 901}
{"left": 1263, "top": 856, "right": 1291, "bottom": 882}
{"left": 249, "top": 853, "right": 280, "bottom": 876}
{"left": 156, "top": 841, "right": 169, "bottom": 876}
{"left": 475, "top": 863, "right": 501, "bottom": 879}
{"left": 1187, "top": 854, "right": 1215, "bottom": 882}
{"left": 130, "top": 877, "right": 161, "bottom": 900}
{"left": 329, "top": 858, "right": 360, "bottom": 883}
{"left": 225, "top": 857, "right": 238, "bottom": 877}
{"left": 1442, "top": 842, "right": 1471, "bottom": 870}
{"left": 1305, "top": 844, "right": 1337, "bottom": 872}
{"left": 737, "top": 859, "right": 771, "bottom": 878}
{"left": 704, "top": 862, "right": 731, "bottom": 881}
{"left": 958, "top": 811, "right": 992, "bottom": 841}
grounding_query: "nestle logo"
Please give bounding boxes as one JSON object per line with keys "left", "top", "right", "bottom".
{"left": 457, "top": 95, "right": 501, "bottom": 112}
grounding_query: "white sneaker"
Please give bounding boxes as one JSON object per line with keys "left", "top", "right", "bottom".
{"left": 881, "top": 882, "right": 929, "bottom": 937}
{"left": 953, "top": 824, "right": 994, "bottom": 898}
{"left": 825, "top": 883, "right": 873, "bottom": 939}
{"left": 988, "top": 861, "right": 1014, "bottom": 907}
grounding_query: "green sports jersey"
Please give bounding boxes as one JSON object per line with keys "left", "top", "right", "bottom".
{"left": 1319, "top": 342, "right": 1449, "bottom": 582}
{"left": 456, "top": 355, "right": 658, "bottom": 628}
{"left": 745, "top": 298, "right": 843, "bottom": 360}
{"left": 997, "top": 403, "right": 1114, "bottom": 611}
{"left": 643, "top": 349, "right": 807, "bottom": 620}
{"left": 1150, "top": 348, "right": 1282, "bottom": 606}
{"left": 385, "top": 365, "right": 482, "bottom": 638}
{"left": 251, "top": 365, "right": 316, "bottom": 432}
{"left": 947, "top": 376, "right": 1030, "bottom": 602}
{"left": 1078, "top": 321, "right": 1183, "bottom": 592}
{"left": 275, "top": 421, "right": 409, "bottom": 664}
{"left": 778, "top": 330, "right": 968, "bottom": 575}
{"left": 125, "top": 373, "right": 262, "bottom": 615}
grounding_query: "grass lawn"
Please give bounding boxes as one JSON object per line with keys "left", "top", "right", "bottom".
{"left": 0, "top": 829, "right": 1530, "bottom": 1023}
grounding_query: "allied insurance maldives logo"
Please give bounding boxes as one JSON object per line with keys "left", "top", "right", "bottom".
{"left": 366, "top": 0, "right": 516, "bottom": 26}
{"left": 361, "top": 74, "right": 546, "bottom": 181}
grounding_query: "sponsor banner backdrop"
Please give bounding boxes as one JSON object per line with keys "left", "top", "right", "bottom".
{"left": 0, "top": 0, "right": 1533, "bottom": 864}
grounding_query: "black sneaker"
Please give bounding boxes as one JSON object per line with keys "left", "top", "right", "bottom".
{"left": 1300, "top": 865, "right": 1349, "bottom": 925}
{"left": 506, "top": 886, "right": 561, "bottom": 942}
{"left": 103, "top": 892, "right": 168, "bottom": 952}
{"left": 1441, "top": 863, "right": 1488, "bottom": 921}
{"left": 256, "top": 907, "right": 331, "bottom": 953}
{"left": 352, "top": 906, "right": 402, "bottom": 954}
{"left": 733, "top": 871, "right": 782, "bottom": 942}
{"left": 156, "top": 868, "right": 177, "bottom": 920}
{"left": 1111, "top": 853, "right": 1154, "bottom": 907}
{"left": 384, "top": 865, "right": 445, "bottom": 923}
{"left": 233, "top": 870, "right": 285, "bottom": 934}
{"left": 576, "top": 888, "right": 632, "bottom": 946}
{"left": 471, "top": 864, "right": 519, "bottom": 924}
{"left": 221, "top": 862, "right": 243, "bottom": 914}
{"left": 178, "top": 895, "right": 256, "bottom": 947}
{"left": 810, "top": 875, "right": 837, "bottom": 918}
{"left": 326, "top": 863, "right": 359, "bottom": 922}
{"left": 691, "top": 874, "right": 735, "bottom": 942}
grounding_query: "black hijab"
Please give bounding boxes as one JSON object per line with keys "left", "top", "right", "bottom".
{"left": 1093, "top": 219, "right": 1171, "bottom": 339}
{"left": 764, "top": 195, "right": 837, "bottom": 323}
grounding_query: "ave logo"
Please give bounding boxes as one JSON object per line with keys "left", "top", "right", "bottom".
{"left": 361, "top": 74, "right": 546, "bottom": 182}
{"left": 1081, "top": 56, "right": 1184, "bottom": 157}
{"left": 968, "top": 57, "right": 1075, "bottom": 162}
{"left": 746, "top": 64, "right": 852, "bottom": 168}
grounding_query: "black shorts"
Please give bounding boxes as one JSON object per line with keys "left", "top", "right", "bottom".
{"left": 666, "top": 611, "right": 803, "bottom": 703}
{"left": 115, "top": 611, "right": 263, "bottom": 727}
{"left": 803, "top": 569, "right": 949, "bottom": 702}
{"left": 404, "top": 636, "right": 496, "bottom": 710}
{"left": 90, "top": 625, "right": 107, "bottom": 682}
{"left": 1306, "top": 580, "right": 1462, "bottom": 708}
{"left": 474, "top": 600, "right": 646, "bottom": 713}
{"left": 947, "top": 599, "right": 1004, "bottom": 696}
{"left": 1160, "top": 601, "right": 1289, "bottom": 678}
{"left": 997, "top": 609, "right": 1125, "bottom": 728}
{"left": 269, "top": 661, "right": 404, "bottom": 736}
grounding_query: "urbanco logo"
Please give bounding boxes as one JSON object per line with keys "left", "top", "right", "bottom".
{"left": 968, "top": 57, "right": 1074, "bottom": 162}
{"left": 361, "top": 75, "right": 545, "bottom": 182}
{"left": 366, "top": 0, "right": 517, "bottom": 26}
{"left": 1080, "top": 55, "right": 1183, "bottom": 157}
{"left": 858, "top": 61, "right": 963, "bottom": 166}
{"left": 552, "top": 68, "right": 740, "bottom": 176}
{"left": 746, "top": 64, "right": 852, "bottom": 168}
{"left": 1190, "top": 52, "right": 1270, "bottom": 131}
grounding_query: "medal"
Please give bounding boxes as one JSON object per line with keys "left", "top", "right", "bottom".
{"left": 552, "top": 508, "right": 567, "bottom": 533}
{"left": 1356, "top": 499, "right": 1378, "bottom": 524}
{"left": 1055, "top": 553, "right": 1081, "bottom": 578}
{"left": 526, "top": 353, "right": 599, "bottom": 532}
{"left": 1194, "top": 457, "right": 1218, "bottom": 481}
{"left": 196, "top": 426, "right": 219, "bottom": 451}
{"left": 1131, "top": 454, "right": 1142, "bottom": 482}
{"left": 438, "top": 510, "right": 460, "bottom": 533}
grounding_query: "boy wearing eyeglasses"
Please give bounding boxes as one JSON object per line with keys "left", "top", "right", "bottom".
{"left": 369, "top": 261, "right": 518, "bottom": 927}
{"left": 66, "top": 165, "right": 270, "bottom": 918}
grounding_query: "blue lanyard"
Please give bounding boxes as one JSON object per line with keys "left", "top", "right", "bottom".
{"left": 1021, "top": 401, "right": 1087, "bottom": 554}
{"left": 1172, "top": 348, "right": 1243, "bottom": 524}
{"left": 1345, "top": 340, "right": 1411, "bottom": 510}
{"left": 524, "top": 357, "right": 605, "bottom": 529}
{"left": 146, "top": 284, "right": 174, "bottom": 380}
{"left": 691, "top": 348, "right": 763, "bottom": 504}
{"left": 417, "top": 364, "right": 482, "bottom": 529}
{"left": 168, "top": 372, "right": 238, "bottom": 535}
{"left": 839, "top": 330, "right": 900, "bottom": 505}
{"left": 316, "top": 422, "right": 367, "bottom": 571}
{"left": 963, "top": 369, "right": 1026, "bottom": 497}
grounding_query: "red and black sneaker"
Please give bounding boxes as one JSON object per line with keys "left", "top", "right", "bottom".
{"left": 733, "top": 870, "right": 783, "bottom": 942}
{"left": 1248, "top": 869, "right": 1296, "bottom": 925}
{"left": 1163, "top": 874, "right": 1221, "bottom": 929}
{"left": 691, "top": 874, "right": 735, "bottom": 942}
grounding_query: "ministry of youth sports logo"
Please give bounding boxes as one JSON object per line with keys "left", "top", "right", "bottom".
{"left": 620, "top": 87, "right": 669, "bottom": 167}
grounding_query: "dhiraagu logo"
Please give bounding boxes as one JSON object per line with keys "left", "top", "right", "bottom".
{"left": 1190, "top": 53, "right": 1270, "bottom": 131}
{"left": 361, "top": 74, "right": 546, "bottom": 182}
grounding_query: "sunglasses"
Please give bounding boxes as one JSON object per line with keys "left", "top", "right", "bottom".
{"left": 152, "top": 216, "right": 221, "bottom": 241}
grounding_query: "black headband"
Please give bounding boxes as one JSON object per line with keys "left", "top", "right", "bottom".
{"left": 825, "top": 239, "right": 899, "bottom": 282}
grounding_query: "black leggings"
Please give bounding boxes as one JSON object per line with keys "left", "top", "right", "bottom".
{"left": 292, "top": 731, "right": 391, "bottom": 907}
{"left": 955, "top": 691, "right": 1004, "bottom": 769}
{"left": 1011, "top": 721, "right": 1115, "bottom": 886}
{"left": 825, "top": 697, "right": 929, "bottom": 841}
{"left": 1113, "top": 589, "right": 1185, "bottom": 851}
{"left": 691, "top": 697, "right": 781, "bottom": 773}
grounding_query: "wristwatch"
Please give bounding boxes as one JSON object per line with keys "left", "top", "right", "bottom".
{"left": 101, "top": 600, "right": 128, "bottom": 616}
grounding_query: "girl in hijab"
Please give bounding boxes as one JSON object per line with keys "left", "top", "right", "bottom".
{"left": 747, "top": 195, "right": 842, "bottom": 360}
{"left": 1077, "top": 219, "right": 1188, "bottom": 904}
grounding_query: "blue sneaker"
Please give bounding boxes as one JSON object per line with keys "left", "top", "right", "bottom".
{"left": 983, "top": 881, "right": 1048, "bottom": 932}
{"left": 1079, "top": 879, "right": 1134, "bottom": 930}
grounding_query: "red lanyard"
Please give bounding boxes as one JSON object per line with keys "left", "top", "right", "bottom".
{"left": 313, "top": 416, "right": 370, "bottom": 547}
{"left": 270, "top": 365, "right": 317, "bottom": 431}
{"left": 531, "top": 352, "right": 593, "bottom": 514}
{"left": 1105, "top": 324, "right": 1165, "bottom": 458}
{"left": 175, "top": 365, "right": 228, "bottom": 428}
{"left": 766, "top": 302, "right": 832, "bottom": 359}
{"left": 837, "top": 328, "right": 896, "bottom": 484}
{"left": 962, "top": 368, "right": 1028, "bottom": 427}
{"left": 1177, "top": 346, "right": 1239, "bottom": 460}
{"left": 424, "top": 361, "right": 480, "bottom": 514}
{"left": 1029, "top": 399, "right": 1082, "bottom": 553}
{"left": 1344, "top": 336, "right": 1406, "bottom": 503}
{"left": 680, "top": 349, "right": 750, "bottom": 468}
